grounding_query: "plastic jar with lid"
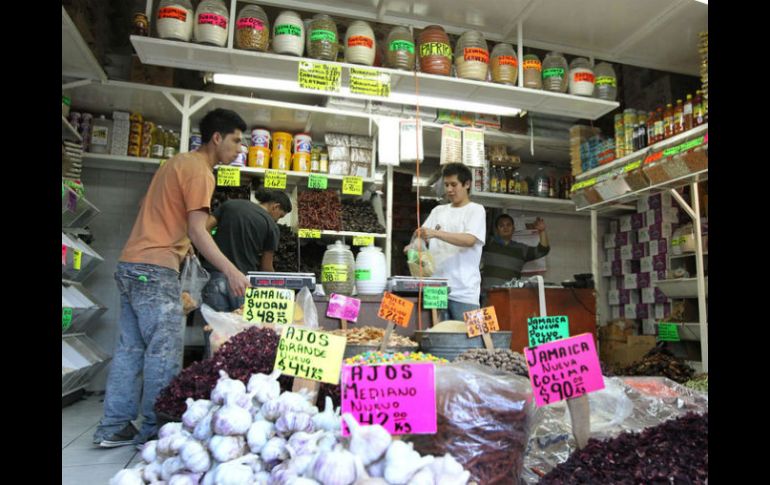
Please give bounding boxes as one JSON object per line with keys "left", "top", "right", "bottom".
{"left": 522, "top": 54, "right": 542, "bottom": 89}
{"left": 569, "top": 58, "right": 595, "bottom": 96}
{"left": 454, "top": 31, "right": 489, "bottom": 81}
{"left": 355, "top": 245, "right": 387, "bottom": 295}
{"left": 156, "top": 0, "right": 194, "bottom": 42}
{"left": 542, "top": 52, "right": 568, "bottom": 93}
{"left": 194, "top": 0, "right": 229, "bottom": 47}
{"left": 90, "top": 115, "right": 113, "bottom": 154}
{"left": 345, "top": 21, "right": 376, "bottom": 66}
{"left": 417, "top": 25, "right": 452, "bottom": 76}
{"left": 235, "top": 4, "right": 269, "bottom": 51}
{"left": 308, "top": 14, "right": 339, "bottom": 61}
{"left": 593, "top": 62, "right": 617, "bottom": 101}
{"left": 490, "top": 43, "right": 518, "bottom": 85}
{"left": 273, "top": 10, "right": 305, "bottom": 56}
{"left": 322, "top": 241, "right": 356, "bottom": 296}
{"left": 385, "top": 26, "right": 415, "bottom": 71}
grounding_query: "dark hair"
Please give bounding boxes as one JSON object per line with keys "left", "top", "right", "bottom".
{"left": 441, "top": 163, "right": 473, "bottom": 191}
{"left": 495, "top": 214, "right": 514, "bottom": 227}
{"left": 255, "top": 187, "right": 292, "bottom": 213}
{"left": 199, "top": 108, "right": 247, "bottom": 144}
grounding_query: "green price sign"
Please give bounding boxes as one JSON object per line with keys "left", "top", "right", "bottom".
{"left": 527, "top": 316, "right": 570, "bottom": 347}
{"left": 308, "top": 174, "right": 328, "bottom": 190}
{"left": 62, "top": 308, "right": 73, "bottom": 332}
{"left": 658, "top": 323, "right": 680, "bottom": 342}
{"left": 355, "top": 269, "right": 371, "bottom": 281}
{"left": 422, "top": 287, "right": 448, "bottom": 309}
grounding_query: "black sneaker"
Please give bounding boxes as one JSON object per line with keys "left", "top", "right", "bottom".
{"left": 99, "top": 423, "right": 138, "bottom": 448}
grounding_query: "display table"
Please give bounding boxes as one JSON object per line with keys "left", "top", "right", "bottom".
{"left": 487, "top": 287, "right": 597, "bottom": 353}
{"left": 313, "top": 294, "right": 436, "bottom": 335}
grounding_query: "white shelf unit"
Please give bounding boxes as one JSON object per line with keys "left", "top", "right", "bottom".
{"left": 62, "top": 6, "right": 107, "bottom": 81}
{"left": 82, "top": 153, "right": 163, "bottom": 173}
{"left": 214, "top": 165, "right": 377, "bottom": 188}
{"left": 655, "top": 277, "right": 709, "bottom": 299}
{"left": 62, "top": 116, "right": 82, "bottom": 142}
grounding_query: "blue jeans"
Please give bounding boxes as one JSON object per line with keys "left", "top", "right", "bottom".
{"left": 439, "top": 299, "right": 481, "bottom": 322}
{"left": 201, "top": 271, "right": 244, "bottom": 312}
{"left": 94, "top": 262, "right": 183, "bottom": 444}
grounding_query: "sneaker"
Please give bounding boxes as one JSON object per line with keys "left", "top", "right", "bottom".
{"left": 99, "top": 423, "right": 139, "bottom": 448}
{"left": 133, "top": 433, "right": 158, "bottom": 451}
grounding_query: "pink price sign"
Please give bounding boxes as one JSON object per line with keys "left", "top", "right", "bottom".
{"left": 341, "top": 363, "right": 436, "bottom": 436}
{"left": 525, "top": 333, "right": 605, "bottom": 407}
{"left": 327, "top": 294, "right": 361, "bottom": 322}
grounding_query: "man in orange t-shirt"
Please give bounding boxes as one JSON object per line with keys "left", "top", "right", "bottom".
{"left": 94, "top": 108, "right": 249, "bottom": 449}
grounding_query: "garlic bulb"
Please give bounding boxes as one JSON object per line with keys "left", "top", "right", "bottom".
{"left": 342, "top": 414, "right": 391, "bottom": 466}
{"left": 213, "top": 404, "right": 253, "bottom": 436}
{"left": 159, "top": 422, "right": 184, "bottom": 439}
{"left": 287, "top": 430, "right": 324, "bottom": 458}
{"left": 312, "top": 397, "right": 340, "bottom": 432}
{"left": 383, "top": 441, "right": 434, "bottom": 485}
{"left": 406, "top": 467, "right": 434, "bottom": 485}
{"left": 366, "top": 457, "right": 386, "bottom": 478}
{"left": 286, "top": 452, "right": 316, "bottom": 476}
{"left": 311, "top": 445, "right": 357, "bottom": 485}
{"left": 276, "top": 411, "right": 314, "bottom": 435}
{"left": 161, "top": 457, "right": 186, "bottom": 481}
{"left": 270, "top": 462, "right": 299, "bottom": 484}
{"left": 247, "top": 369, "right": 283, "bottom": 404}
{"left": 142, "top": 461, "right": 163, "bottom": 483}
{"left": 141, "top": 440, "right": 159, "bottom": 463}
{"left": 193, "top": 406, "right": 218, "bottom": 442}
{"left": 201, "top": 463, "right": 218, "bottom": 485}
{"left": 180, "top": 439, "right": 212, "bottom": 473}
{"left": 426, "top": 454, "right": 470, "bottom": 485}
{"left": 353, "top": 455, "right": 388, "bottom": 485}
{"left": 183, "top": 398, "right": 214, "bottom": 430}
{"left": 157, "top": 436, "right": 175, "bottom": 456}
{"left": 168, "top": 472, "right": 203, "bottom": 485}
{"left": 288, "top": 478, "right": 321, "bottom": 485}
{"left": 317, "top": 432, "right": 338, "bottom": 452}
{"left": 214, "top": 457, "right": 255, "bottom": 485}
{"left": 278, "top": 391, "right": 315, "bottom": 414}
{"left": 208, "top": 435, "right": 247, "bottom": 463}
{"left": 170, "top": 430, "right": 192, "bottom": 453}
{"left": 109, "top": 468, "right": 144, "bottom": 485}
{"left": 261, "top": 398, "right": 282, "bottom": 421}
{"left": 211, "top": 370, "right": 247, "bottom": 405}
{"left": 260, "top": 436, "right": 289, "bottom": 462}
{"left": 247, "top": 420, "right": 275, "bottom": 453}
{"left": 255, "top": 471, "right": 271, "bottom": 484}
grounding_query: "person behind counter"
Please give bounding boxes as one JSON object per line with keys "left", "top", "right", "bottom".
{"left": 415, "top": 163, "right": 486, "bottom": 321}
{"left": 481, "top": 214, "right": 550, "bottom": 291}
{"left": 201, "top": 187, "right": 292, "bottom": 312}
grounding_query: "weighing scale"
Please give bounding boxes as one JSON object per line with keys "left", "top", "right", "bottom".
{"left": 386, "top": 276, "right": 450, "bottom": 295}
{"left": 247, "top": 272, "right": 316, "bottom": 291}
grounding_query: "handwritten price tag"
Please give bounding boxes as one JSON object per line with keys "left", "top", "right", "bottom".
{"left": 217, "top": 166, "right": 241, "bottom": 186}
{"left": 528, "top": 316, "right": 570, "bottom": 347}
{"left": 298, "top": 61, "right": 342, "bottom": 92}
{"left": 243, "top": 287, "right": 295, "bottom": 324}
{"left": 298, "top": 229, "right": 322, "bottom": 239}
{"left": 352, "top": 236, "right": 374, "bottom": 246}
{"left": 657, "top": 322, "right": 680, "bottom": 342}
{"left": 463, "top": 306, "right": 499, "bottom": 338}
{"left": 327, "top": 293, "right": 361, "bottom": 322}
{"left": 349, "top": 67, "right": 391, "bottom": 97}
{"left": 342, "top": 176, "right": 363, "bottom": 195}
{"left": 62, "top": 307, "right": 73, "bottom": 332}
{"left": 265, "top": 170, "right": 287, "bottom": 189}
{"left": 422, "top": 287, "right": 448, "bottom": 310}
{"left": 73, "top": 250, "right": 82, "bottom": 271}
{"left": 355, "top": 269, "right": 371, "bottom": 281}
{"left": 274, "top": 326, "right": 346, "bottom": 384}
{"left": 308, "top": 173, "right": 328, "bottom": 190}
{"left": 322, "top": 264, "right": 348, "bottom": 283}
{"left": 377, "top": 292, "right": 414, "bottom": 328}
{"left": 525, "top": 333, "right": 605, "bottom": 407}
{"left": 342, "top": 363, "right": 436, "bottom": 436}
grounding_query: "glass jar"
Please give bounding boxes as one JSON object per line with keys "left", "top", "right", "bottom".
{"left": 542, "top": 52, "right": 568, "bottom": 93}
{"left": 535, "top": 168, "right": 550, "bottom": 197}
{"left": 490, "top": 43, "right": 518, "bottom": 85}
{"left": 522, "top": 54, "right": 542, "bottom": 89}
{"left": 132, "top": 12, "right": 150, "bottom": 37}
{"left": 454, "top": 31, "right": 489, "bottom": 81}
{"left": 156, "top": 0, "right": 194, "bottom": 42}
{"left": 568, "top": 58, "right": 595, "bottom": 97}
{"left": 321, "top": 241, "right": 356, "bottom": 296}
{"left": 194, "top": 0, "right": 229, "bottom": 47}
{"left": 417, "top": 25, "right": 452, "bottom": 76}
{"left": 345, "top": 21, "right": 376, "bottom": 66}
{"left": 308, "top": 14, "right": 339, "bottom": 61}
{"left": 273, "top": 11, "right": 304, "bottom": 56}
{"left": 594, "top": 62, "right": 617, "bottom": 101}
{"left": 385, "top": 26, "right": 415, "bottom": 71}
{"left": 235, "top": 4, "right": 269, "bottom": 51}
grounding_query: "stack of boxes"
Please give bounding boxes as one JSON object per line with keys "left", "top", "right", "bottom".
{"left": 324, "top": 133, "right": 374, "bottom": 178}
{"left": 569, "top": 125, "right": 601, "bottom": 176}
{"left": 110, "top": 111, "right": 131, "bottom": 156}
{"left": 603, "top": 193, "right": 681, "bottom": 335}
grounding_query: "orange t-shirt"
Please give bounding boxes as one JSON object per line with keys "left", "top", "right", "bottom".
{"left": 120, "top": 151, "right": 216, "bottom": 271}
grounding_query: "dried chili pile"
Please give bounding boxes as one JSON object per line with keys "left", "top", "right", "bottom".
{"left": 538, "top": 413, "right": 708, "bottom": 484}
{"left": 155, "top": 326, "right": 293, "bottom": 418}
{"left": 618, "top": 346, "right": 694, "bottom": 383}
{"left": 273, "top": 224, "right": 325, "bottom": 277}
{"left": 298, "top": 190, "right": 342, "bottom": 230}
{"left": 341, "top": 199, "right": 385, "bottom": 233}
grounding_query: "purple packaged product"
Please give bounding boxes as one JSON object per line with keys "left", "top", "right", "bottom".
{"left": 603, "top": 233, "right": 617, "bottom": 249}
{"left": 645, "top": 193, "right": 675, "bottom": 210}
{"left": 646, "top": 208, "right": 678, "bottom": 225}
{"left": 647, "top": 239, "right": 668, "bottom": 256}
{"left": 654, "top": 303, "right": 672, "bottom": 320}
{"left": 619, "top": 215, "right": 632, "bottom": 232}
{"left": 611, "top": 306, "right": 623, "bottom": 320}
{"left": 631, "top": 213, "right": 646, "bottom": 230}
{"left": 648, "top": 222, "right": 673, "bottom": 241}
{"left": 606, "top": 248, "right": 621, "bottom": 261}
{"left": 636, "top": 272, "right": 652, "bottom": 288}
{"left": 624, "top": 303, "right": 649, "bottom": 320}
{"left": 641, "top": 287, "right": 669, "bottom": 305}
{"left": 612, "top": 260, "right": 640, "bottom": 276}
{"left": 615, "top": 231, "right": 637, "bottom": 246}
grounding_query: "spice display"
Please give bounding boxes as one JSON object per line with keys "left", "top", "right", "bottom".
{"left": 684, "top": 374, "right": 708, "bottom": 393}
{"left": 522, "top": 54, "right": 542, "bottom": 89}
{"left": 385, "top": 26, "right": 415, "bottom": 71}
{"left": 538, "top": 413, "right": 708, "bottom": 484}
{"left": 593, "top": 62, "right": 617, "bottom": 101}
{"left": 273, "top": 224, "right": 325, "bottom": 276}
{"left": 273, "top": 10, "right": 305, "bottom": 56}
{"left": 568, "top": 57, "right": 595, "bottom": 96}
{"left": 298, "top": 190, "right": 342, "bottom": 230}
{"left": 345, "top": 350, "right": 447, "bottom": 366}
{"left": 345, "top": 21, "right": 376, "bottom": 66}
{"left": 156, "top": 0, "right": 194, "bottom": 42}
{"left": 623, "top": 167, "right": 650, "bottom": 191}
{"left": 321, "top": 241, "right": 355, "bottom": 295}
{"left": 308, "top": 14, "right": 339, "bottom": 61}
{"left": 614, "top": 346, "right": 695, "bottom": 383}
{"left": 455, "top": 349, "right": 530, "bottom": 378}
{"left": 490, "top": 43, "right": 518, "bottom": 85}
{"left": 330, "top": 328, "right": 418, "bottom": 347}
{"left": 193, "top": 0, "right": 229, "bottom": 47}
{"left": 455, "top": 31, "right": 489, "bottom": 81}
{"left": 341, "top": 199, "right": 385, "bottom": 233}
{"left": 643, "top": 159, "right": 672, "bottom": 185}
{"left": 663, "top": 153, "right": 691, "bottom": 179}
{"left": 683, "top": 146, "right": 708, "bottom": 172}
{"left": 542, "top": 52, "right": 568, "bottom": 93}
{"left": 417, "top": 25, "right": 452, "bottom": 76}
{"left": 234, "top": 4, "right": 269, "bottom": 51}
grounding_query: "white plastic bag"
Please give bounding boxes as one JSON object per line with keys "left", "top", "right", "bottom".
{"left": 405, "top": 235, "right": 435, "bottom": 277}
{"left": 180, "top": 253, "right": 210, "bottom": 315}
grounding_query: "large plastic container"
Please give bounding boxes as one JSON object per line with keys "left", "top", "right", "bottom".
{"left": 235, "top": 4, "right": 269, "bottom": 51}
{"left": 156, "top": 0, "right": 194, "bottom": 42}
{"left": 417, "top": 25, "right": 452, "bottom": 76}
{"left": 569, "top": 57, "right": 595, "bottom": 96}
{"left": 455, "top": 31, "right": 489, "bottom": 81}
{"left": 385, "top": 26, "right": 415, "bottom": 71}
{"left": 194, "top": 0, "right": 229, "bottom": 47}
{"left": 355, "top": 245, "right": 387, "bottom": 294}
{"left": 345, "top": 21, "right": 376, "bottom": 66}
{"left": 522, "top": 54, "right": 542, "bottom": 89}
{"left": 542, "top": 52, "right": 568, "bottom": 93}
{"left": 594, "top": 62, "right": 618, "bottom": 101}
{"left": 308, "top": 14, "right": 338, "bottom": 61}
{"left": 322, "top": 241, "right": 355, "bottom": 296}
{"left": 273, "top": 10, "right": 305, "bottom": 56}
{"left": 490, "top": 43, "right": 518, "bottom": 85}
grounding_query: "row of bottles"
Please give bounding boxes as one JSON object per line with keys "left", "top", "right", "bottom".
{"left": 150, "top": 126, "right": 181, "bottom": 159}
{"left": 488, "top": 165, "right": 574, "bottom": 199}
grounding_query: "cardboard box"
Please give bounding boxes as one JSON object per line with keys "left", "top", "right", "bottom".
{"left": 624, "top": 304, "right": 649, "bottom": 320}
{"left": 646, "top": 208, "right": 679, "bottom": 225}
{"left": 620, "top": 243, "right": 646, "bottom": 261}
{"left": 647, "top": 239, "right": 669, "bottom": 256}
{"left": 606, "top": 248, "right": 621, "bottom": 261}
{"left": 637, "top": 193, "right": 674, "bottom": 212}
{"left": 612, "top": 259, "right": 640, "bottom": 276}
{"left": 608, "top": 289, "right": 640, "bottom": 305}
{"left": 599, "top": 321, "right": 635, "bottom": 342}
{"left": 602, "top": 261, "right": 612, "bottom": 277}
{"left": 615, "top": 232, "right": 637, "bottom": 246}
{"left": 604, "top": 233, "right": 617, "bottom": 249}
{"left": 641, "top": 287, "right": 669, "bottom": 305}
{"left": 640, "top": 254, "right": 668, "bottom": 273}
{"left": 600, "top": 335, "right": 657, "bottom": 366}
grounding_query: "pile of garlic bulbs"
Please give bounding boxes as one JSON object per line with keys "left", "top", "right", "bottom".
{"left": 110, "top": 370, "right": 470, "bottom": 485}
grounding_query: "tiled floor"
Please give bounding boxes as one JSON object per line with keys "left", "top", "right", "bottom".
{"left": 62, "top": 393, "right": 143, "bottom": 484}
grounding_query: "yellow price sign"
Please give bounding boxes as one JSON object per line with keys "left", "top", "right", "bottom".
{"left": 73, "top": 250, "right": 82, "bottom": 271}
{"left": 624, "top": 161, "right": 642, "bottom": 172}
{"left": 349, "top": 67, "right": 391, "bottom": 97}
{"left": 243, "top": 287, "right": 295, "bottom": 324}
{"left": 298, "top": 229, "right": 322, "bottom": 239}
{"left": 217, "top": 166, "right": 241, "bottom": 187}
{"left": 322, "top": 264, "right": 348, "bottom": 282}
{"left": 274, "top": 326, "right": 347, "bottom": 384}
{"left": 298, "top": 61, "right": 341, "bottom": 92}
{"left": 353, "top": 236, "right": 375, "bottom": 246}
{"left": 342, "top": 176, "right": 364, "bottom": 195}
{"left": 265, "top": 170, "right": 287, "bottom": 189}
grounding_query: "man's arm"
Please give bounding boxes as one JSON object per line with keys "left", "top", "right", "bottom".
{"left": 260, "top": 251, "right": 275, "bottom": 272}
{"left": 188, "top": 210, "right": 249, "bottom": 297}
{"left": 205, "top": 214, "right": 218, "bottom": 232}
{"left": 418, "top": 227, "right": 478, "bottom": 247}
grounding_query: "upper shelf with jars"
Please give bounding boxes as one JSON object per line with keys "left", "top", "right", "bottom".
{"left": 130, "top": 0, "right": 619, "bottom": 120}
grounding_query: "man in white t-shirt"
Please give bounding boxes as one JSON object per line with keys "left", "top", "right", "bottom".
{"left": 415, "top": 163, "right": 487, "bottom": 321}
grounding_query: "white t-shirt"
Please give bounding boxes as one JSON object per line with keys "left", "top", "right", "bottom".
{"left": 422, "top": 202, "right": 487, "bottom": 304}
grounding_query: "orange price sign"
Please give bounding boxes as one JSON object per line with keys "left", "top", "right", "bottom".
{"left": 377, "top": 292, "right": 414, "bottom": 328}
{"left": 464, "top": 306, "right": 500, "bottom": 338}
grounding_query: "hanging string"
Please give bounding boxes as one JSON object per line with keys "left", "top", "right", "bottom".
{"left": 414, "top": 66, "right": 424, "bottom": 332}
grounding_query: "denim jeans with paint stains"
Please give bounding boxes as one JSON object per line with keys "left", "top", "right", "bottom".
{"left": 201, "top": 271, "right": 244, "bottom": 313}
{"left": 94, "top": 262, "right": 183, "bottom": 444}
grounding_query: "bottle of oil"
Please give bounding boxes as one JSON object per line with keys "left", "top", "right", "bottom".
{"left": 507, "top": 167, "right": 517, "bottom": 194}
{"left": 646, "top": 111, "right": 656, "bottom": 145}
{"left": 654, "top": 107, "right": 664, "bottom": 144}
{"left": 499, "top": 166, "right": 509, "bottom": 194}
{"left": 490, "top": 164, "right": 499, "bottom": 192}
{"left": 663, "top": 104, "right": 674, "bottom": 139}
{"left": 683, "top": 94, "right": 693, "bottom": 131}
{"left": 673, "top": 99, "right": 684, "bottom": 135}
{"left": 151, "top": 125, "right": 167, "bottom": 158}
{"left": 693, "top": 91, "right": 705, "bottom": 127}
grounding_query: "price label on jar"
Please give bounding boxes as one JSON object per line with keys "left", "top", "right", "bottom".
{"left": 463, "top": 306, "right": 499, "bottom": 338}
{"left": 73, "top": 250, "right": 82, "bottom": 271}
{"left": 274, "top": 325, "right": 347, "bottom": 384}
{"left": 527, "top": 315, "right": 570, "bottom": 347}
{"left": 308, "top": 174, "right": 328, "bottom": 190}
{"left": 243, "top": 287, "right": 295, "bottom": 324}
{"left": 355, "top": 269, "right": 371, "bottom": 281}
{"left": 377, "top": 292, "right": 414, "bottom": 328}
{"left": 217, "top": 166, "right": 241, "bottom": 187}
{"left": 298, "top": 61, "right": 341, "bottom": 92}
{"left": 322, "top": 264, "right": 348, "bottom": 283}
{"left": 342, "top": 176, "right": 364, "bottom": 195}
{"left": 265, "top": 170, "right": 287, "bottom": 189}
{"left": 298, "top": 229, "right": 322, "bottom": 239}
{"left": 62, "top": 307, "right": 73, "bottom": 332}
{"left": 422, "top": 286, "right": 448, "bottom": 309}
{"left": 352, "top": 236, "right": 374, "bottom": 246}
{"left": 657, "top": 322, "right": 680, "bottom": 342}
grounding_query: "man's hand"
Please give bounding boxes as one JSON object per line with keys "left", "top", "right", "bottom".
{"left": 417, "top": 225, "right": 441, "bottom": 241}
{"left": 226, "top": 268, "right": 250, "bottom": 298}
{"left": 533, "top": 217, "right": 546, "bottom": 233}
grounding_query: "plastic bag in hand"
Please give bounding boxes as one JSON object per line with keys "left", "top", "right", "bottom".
{"left": 405, "top": 235, "right": 435, "bottom": 277}
{"left": 180, "top": 253, "right": 210, "bottom": 315}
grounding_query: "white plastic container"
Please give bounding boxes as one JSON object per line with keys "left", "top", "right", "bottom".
{"left": 345, "top": 21, "right": 376, "bottom": 66}
{"left": 89, "top": 115, "right": 112, "bottom": 154}
{"left": 156, "top": 0, "right": 194, "bottom": 42}
{"left": 251, "top": 128, "right": 271, "bottom": 148}
{"left": 293, "top": 133, "right": 312, "bottom": 154}
{"left": 273, "top": 10, "right": 305, "bottom": 56}
{"left": 355, "top": 245, "right": 387, "bottom": 295}
{"left": 194, "top": 0, "right": 229, "bottom": 47}
{"left": 569, "top": 58, "right": 596, "bottom": 97}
